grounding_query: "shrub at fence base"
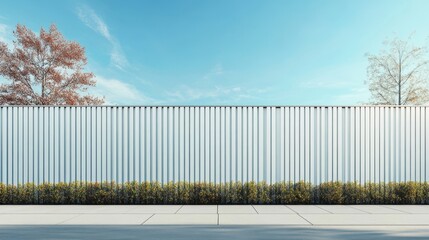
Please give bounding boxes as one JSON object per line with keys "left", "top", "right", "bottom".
{"left": 0, "top": 181, "right": 428, "bottom": 204}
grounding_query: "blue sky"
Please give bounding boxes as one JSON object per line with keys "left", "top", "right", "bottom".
{"left": 1, "top": 0, "right": 429, "bottom": 105}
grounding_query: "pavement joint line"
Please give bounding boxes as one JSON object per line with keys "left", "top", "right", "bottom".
{"left": 284, "top": 205, "right": 298, "bottom": 214}
{"left": 347, "top": 205, "right": 372, "bottom": 214}
{"left": 251, "top": 205, "right": 259, "bottom": 214}
{"left": 217, "top": 205, "right": 218, "bottom": 214}
{"left": 141, "top": 214, "right": 155, "bottom": 225}
{"left": 217, "top": 213, "right": 219, "bottom": 225}
{"left": 314, "top": 205, "right": 332, "bottom": 214}
{"left": 174, "top": 205, "right": 184, "bottom": 214}
{"left": 296, "top": 213, "right": 313, "bottom": 226}
{"left": 380, "top": 205, "right": 409, "bottom": 214}
{"left": 55, "top": 214, "right": 82, "bottom": 225}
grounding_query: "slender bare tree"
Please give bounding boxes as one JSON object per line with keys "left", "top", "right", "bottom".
{"left": 366, "top": 37, "right": 429, "bottom": 105}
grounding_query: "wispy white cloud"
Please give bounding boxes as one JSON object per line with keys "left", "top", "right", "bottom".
{"left": 203, "top": 63, "right": 224, "bottom": 80}
{"left": 166, "top": 63, "right": 271, "bottom": 104}
{"left": 333, "top": 87, "right": 370, "bottom": 105}
{"left": 301, "top": 79, "right": 353, "bottom": 89}
{"left": 92, "top": 76, "right": 156, "bottom": 105}
{"left": 76, "top": 5, "right": 128, "bottom": 70}
{"left": 0, "top": 23, "right": 12, "bottom": 46}
{"left": 167, "top": 85, "right": 240, "bottom": 101}
{"left": 166, "top": 85, "right": 270, "bottom": 103}
{"left": 300, "top": 61, "right": 366, "bottom": 89}
{"left": 298, "top": 61, "right": 371, "bottom": 104}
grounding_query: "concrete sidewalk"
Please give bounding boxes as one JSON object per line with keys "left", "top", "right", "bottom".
{"left": 1, "top": 205, "right": 429, "bottom": 225}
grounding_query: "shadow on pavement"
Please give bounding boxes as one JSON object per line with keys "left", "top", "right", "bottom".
{"left": 1, "top": 226, "right": 428, "bottom": 240}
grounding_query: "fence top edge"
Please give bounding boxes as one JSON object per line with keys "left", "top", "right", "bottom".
{"left": 0, "top": 105, "right": 428, "bottom": 108}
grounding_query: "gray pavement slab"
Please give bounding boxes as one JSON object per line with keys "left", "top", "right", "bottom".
{"left": 61, "top": 214, "right": 153, "bottom": 225}
{"left": 0, "top": 205, "right": 103, "bottom": 214}
{"left": 177, "top": 205, "right": 218, "bottom": 214}
{"left": 382, "top": 205, "right": 429, "bottom": 214}
{"left": 348, "top": 205, "right": 405, "bottom": 214}
{"left": 218, "top": 205, "right": 257, "bottom": 214}
{"left": 219, "top": 214, "right": 310, "bottom": 225}
{"left": 0, "top": 205, "right": 33, "bottom": 213}
{"left": 0, "top": 214, "right": 78, "bottom": 225}
{"left": 252, "top": 205, "right": 295, "bottom": 214}
{"left": 286, "top": 205, "right": 330, "bottom": 214}
{"left": 89, "top": 205, "right": 140, "bottom": 213}
{"left": 301, "top": 214, "right": 429, "bottom": 225}
{"left": 316, "top": 205, "right": 368, "bottom": 214}
{"left": 0, "top": 205, "right": 63, "bottom": 214}
{"left": 144, "top": 214, "right": 218, "bottom": 225}
{"left": 1, "top": 205, "right": 429, "bottom": 227}
{"left": 130, "top": 205, "right": 182, "bottom": 213}
{"left": 46, "top": 205, "right": 104, "bottom": 214}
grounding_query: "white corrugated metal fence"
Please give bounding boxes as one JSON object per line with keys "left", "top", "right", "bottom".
{"left": 0, "top": 106, "right": 428, "bottom": 185}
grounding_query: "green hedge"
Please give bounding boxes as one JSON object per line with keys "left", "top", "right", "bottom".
{"left": 0, "top": 181, "right": 428, "bottom": 204}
